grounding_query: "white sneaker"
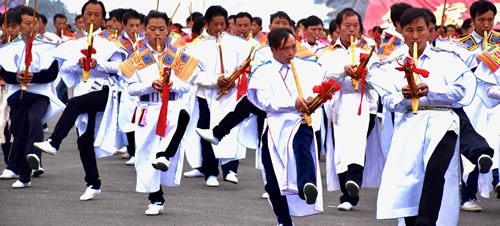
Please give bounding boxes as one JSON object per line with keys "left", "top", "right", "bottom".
{"left": 0, "top": 169, "right": 19, "bottom": 179}
{"left": 461, "top": 200, "right": 482, "bottom": 212}
{"left": 224, "top": 171, "right": 238, "bottom": 184}
{"left": 79, "top": 186, "right": 101, "bottom": 201}
{"left": 12, "top": 180, "right": 31, "bottom": 188}
{"left": 477, "top": 154, "right": 493, "bottom": 174}
{"left": 32, "top": 168, "right": 45, "bottom": 177}
{"left": 26, "top": 154, "right": 41, "bottom": 170}
{"left": 206, "top": 175, "right": 219, "bottom": 187}
{"left": 33, "top": 139, "right": 57, "bottom": 155}
{"left": 345, "top": 180, "right": 360, "bottom": 198}
{"left": 262, "top": 192, "right": 269, "bottom": 199}
{"left": 303, "top": 182, "right": 318, "bottom": 204}
{"left": 145, "top": 202, "right": 164, "bottom": 215}
{"left": 121, "top": 152, "right": 131, "bottom": 159}
{"left": 196, "top": 128, "right": 220, "bottom": 145}
{"left": 125, "top": 156, "right": 136, "bottom": 166}
{"left": 337, "top": 202, "right": 354, "bottom": 211}
{"left": 183, "top": 169, "right": 204, "bottom": 178}
{"left": 151, "top": 157, "right": 170, "bottom": 172}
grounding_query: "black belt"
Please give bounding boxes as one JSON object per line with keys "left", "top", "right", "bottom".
{"left": 140, "top": 92, "right": 178, "bottom": 102}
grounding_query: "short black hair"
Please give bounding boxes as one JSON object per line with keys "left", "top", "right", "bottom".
{"left": 228, "top": 14, "right": 236, "bottom": 21}
{"left": 75, "top": 14, "right": 82, "bottom": 22}
{"left": 192, "top": 16, "right": 205, "bottom": 36}
{"left": 328, "top": 19, "right": 337, "bottom": 35}
{"left": 2, "top": 10, "right": 19, "bottom": 25}
{"left": 421, "top": 7, "right": 436, "bottom": 25}
{"left": 390, "top": 3, "right": 413, "bottom": 25}
{"left": 462, "top": 18, "right": 473, "bottom": 30}
{"left": 186, "top": 11, "right": 203, "bottom": 23}
{"left": 39, "top": 14, "right": 47, "bottom": 25}
{"left": 400, "top": 8, "right": 430, "bottom": 29}
{"left": 109, "top": 8, "right": 126, "bottom": 22}
{"left": 81, "top": 0, "right": 106, "bottom": 20}
{"left": 372, "top": 25, "right": 383, "bottom": 34}
{"left": 268, "top": 27, "right": 294, "bottom": 50}
{"left": 122, "top": 9, "right": 140, "bottom": 25}
{"left": 139, "top": 13, "right": 145, "bottom": 24}
{"left": 144, "top": 10, "right": 169, "bottom": 27}
{"left": 235, "top": 12, "right": 252, "bottom": 23}
{"left": 470, "top": 0, "right": 497, "bottom": 20}
{"left": 445, "top": 24, "right": 457, "bottom": 31}
{"left": 204, "top": 5, "right": 227, "bottom": 22}
{"left": 335, "top": 8, "right": 362, "bottom": 28}
{"left": 304, "top": 15, "right": 323, "bottom": 29}
{"left": 16, "top": 5, "right": 35, "bottom": 23}
{"left": 53, "top": 13, "right": 66, "bottom": 23}
{"left": 253, "top": 16, "right": 262, "bottom": 27}
{"left": 270, "top": 11, "right": 292, "bottom": 25}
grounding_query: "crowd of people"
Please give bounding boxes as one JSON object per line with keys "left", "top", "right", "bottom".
{"left": 0, "top": 0, "right": 500, "bottom": 225}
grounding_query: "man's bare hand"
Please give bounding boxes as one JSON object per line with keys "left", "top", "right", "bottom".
{"left": 152, "top": 79, "right": 163, "bottom": 92}
{"left": 78, "top": 57, "right": 97, "bottom": 69}
{"left": 344, "top": 64, "right": 359, "bottom": 79}
{"left": 18, "top": 71, "right": 33, "bottom": 83}
{"left": 295, "top": 97, "right": 310, "bottom": 114}
{"left": 217, "top": 76, "right": 230, "bottom": 88}
{"left": 402, "top": 83, "right": 429, "bottom": 99}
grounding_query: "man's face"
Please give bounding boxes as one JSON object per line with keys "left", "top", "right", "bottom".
{"left": 269, "top": 17, "right": 289, "bottom": 31}
{"left": 234, "top": 16, "right": 251, "bottom": 38}
{"left": 83, "top": 3, "right": 103, "bottom": 32}
{"left": 271, "top": 33, "right": 297, "bottom": 64}
{"left": 38, "top": 17, "right": 46, "bottom": 33}
{"left": 54, "top": 17, "right": 67, "bottom": 33}
{"left": 428, "top": 23, "right": 436, "bottom": 43}
{"left": 305, "top": 24, "right": 323, "bottom": 44}
{"left": 330, "top": 27, "right": 340, "bottom": 42}
{"left": 20, "top": 14, "right": 38, "bottom": 38}
{"left": 402, "top": 17, "right": 429, "bottom": 53}
{"left": 251, "top": 21, "right": 261, "bottom": 35}
{"left": 338, "top": 15, "right": 360, "bottom": 45}
{"left": 74, "top": 17, "right": 83, "bottom": 31}
{"left": 5, "top": 22, "right": 20, "bottom": 38}
{"left": 110, "top": 16, "right": 123, "bottom": 34}
{"left": 472, "top": 10, "right": 495, "bottom": 35}
{"left": 445, "top": 26, "right": 456, "bottom": 37}
{"left": 227, "top": 18, "right": 234, "bottom": 34}
{"left": 124, "top": 18, "right": 141, "bottom": 40}
{"left": 205, "top": 15, "right": 226, "bottom": 36}
{"left": 145, "top": 18, "right": 170, "bottom": 48}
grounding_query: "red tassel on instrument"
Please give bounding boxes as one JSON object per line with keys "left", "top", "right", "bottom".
{"left": 156, "top": 67, "right": 171, "bottom": 137}
{"left": 236, "top": 69, "right": 250, "bottom": 101}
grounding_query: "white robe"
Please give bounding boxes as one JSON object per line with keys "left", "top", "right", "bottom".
{"left": 183, "top": 33, "right": 252, "bottom": 166}
{"left": 247, "top": 57, "right": 325, "bottom": 216}
{"left": 123, "top": 43, "right": 190, "bottom": 193}
{"left": 369, "top": 44, "right": 476, "bottom": 225}
{"left": 317, "top": 38, "right": 385, "bottom": 189}
{"left": 0, "top": 37, "right": 65, "bottom": 124}
{"left": 52, "top": 29, "right": 127, "bottom": 158}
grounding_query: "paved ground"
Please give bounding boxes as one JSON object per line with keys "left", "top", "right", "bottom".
{"left": 0, "top": 119, "right": 500, "bottom": 225}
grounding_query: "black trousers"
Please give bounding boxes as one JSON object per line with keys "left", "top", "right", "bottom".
{"left": 126, "top": 132, "right": 135, "bottom": 157}
{"left": 212, "top": 95, "right": 265, "bottom": 140}
{"left": 261, "top": 129, "right": 292, "bottom": 226}
{"left": 405, "top": 131, "right": 457, "bottom": 226}
{"left": 50, "top": 87, "right": 109, "bottom": 189}
{"left": 337, "top": 113, "right": 376, "bottom": 205}
{"left": 148, "top": 187, "right": 165, "bottom": 204}
{"left": 8, "top": 93, "right": 49, "bottom": 183}
{"left": 156, "top": 109, "right": 190, "bottom": 159}
{"left": 2, "top": 123, "right": 13, "bottom": 172}
{"left": 452, "top": 108, "right": 493, "bottom": 203}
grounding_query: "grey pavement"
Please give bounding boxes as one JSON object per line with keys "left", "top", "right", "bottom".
{"left": 0, "top": 118, "right": 499, "bottom": 225}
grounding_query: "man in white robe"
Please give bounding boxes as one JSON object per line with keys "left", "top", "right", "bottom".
{"left": 369, "top": 8, "right": 476, "bottom": 226}
{"left": 34, "top": 0, "right": 127, "bottom": 201}
{"left": 247, "top": 27, "right": 324, "bottom": 226}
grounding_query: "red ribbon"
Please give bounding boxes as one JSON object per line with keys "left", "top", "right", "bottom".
{"left": 236, "top": 68, "right": 251, "bottom": 101}
{"left": 312, "top": 79, "right": 341, "bottom": 104}
{"left": 395, "top": 57, "right": 430, "bottom": 78}
{"left": 155, "top": 67, "right": 171, "bottom": 137}
{"left": 357, "top": 53, "right": 370, "bottom": 115}
{"left": 24, "top": 34, "right": 34, "bottom": 67}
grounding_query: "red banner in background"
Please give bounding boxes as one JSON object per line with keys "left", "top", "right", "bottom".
{"left": 363, "top": 0, "right": 500, "bottom": 32}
